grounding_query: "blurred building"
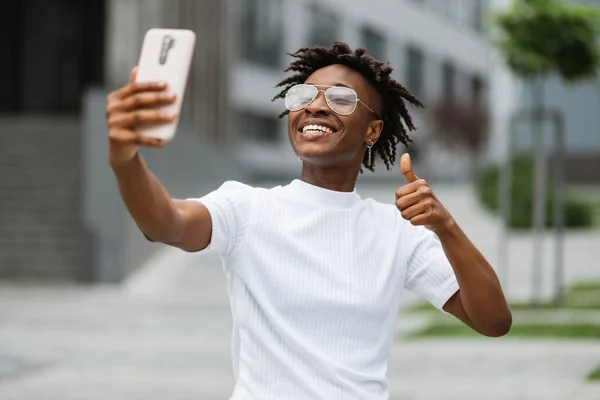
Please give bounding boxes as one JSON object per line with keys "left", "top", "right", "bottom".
{"left": 0, "top": 0, "right": 233, "bottom": 282}
{"left": 0, "top": 0, "right": 107, "bottom": 281}
{"left": 0, "top": 0, "right": 491, "bottom": 282}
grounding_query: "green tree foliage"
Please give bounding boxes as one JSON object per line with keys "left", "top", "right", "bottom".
{"left": 492, "top": 0, "right": 600, "bottom": 81}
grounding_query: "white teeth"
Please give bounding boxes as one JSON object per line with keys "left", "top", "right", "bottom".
{"left": 302, "top": 124, "right": 333, "bottom": 134}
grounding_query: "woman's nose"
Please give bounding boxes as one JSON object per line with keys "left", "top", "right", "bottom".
{"left": 305, "top": 90, "right": 330, "bottom": 114}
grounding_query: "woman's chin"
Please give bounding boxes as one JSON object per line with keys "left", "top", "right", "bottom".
{"left": 294, "top": 143, "right": 332, "bottom": 160}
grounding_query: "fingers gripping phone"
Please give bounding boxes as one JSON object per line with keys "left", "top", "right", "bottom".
{"left": 135, "top": 29, "right": 196, "bottom": 141}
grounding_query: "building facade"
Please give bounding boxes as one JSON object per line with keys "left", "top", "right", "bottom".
{"left": 1, "top": 0, "right": 493, "bottom": 282}
{"left": 1, "top": 0, "right": 233, "bottom": 281}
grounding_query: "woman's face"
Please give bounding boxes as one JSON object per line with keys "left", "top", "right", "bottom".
{"left": 287, "top": 64, "right": 382, "bottom": 169}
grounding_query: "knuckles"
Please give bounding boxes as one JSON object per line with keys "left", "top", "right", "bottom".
{"left": 423, "top": 197, "right": 435, "bottom": 208}
{"left": 395, "top": 199, "right": 404, "bottom": 211}
{"left": 107, "top": 115, "right": 117, "bottom": 128}
{"left": 396, "top": 179, "right": 432, "bottom": 199}
{"left": 417, "top": 183, "right": 431, "bottom": 195}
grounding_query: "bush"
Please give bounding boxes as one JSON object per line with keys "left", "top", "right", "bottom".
{"left": 476, "top": 155, "right": 594, "bottom": 229}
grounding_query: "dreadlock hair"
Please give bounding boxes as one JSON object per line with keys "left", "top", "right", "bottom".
{"left": 272, "top": 42, "right": 425, "bottom": 172}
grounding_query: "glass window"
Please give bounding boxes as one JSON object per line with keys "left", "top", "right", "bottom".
{"left": 308, "top": 5, "right": 339, "bottom": 47}
{"left": 473, "top": 0, "right": 484, "bottom": 32}
{"left": 361, "top": 27, "right": 386, "bottom": 61}
{"left": 239, "top": 0, "right": 283, "bottom": 67}
{"left": 238, "top": 112, "right": 280, "bottom": 143}
{"left": 471, "top": 74, "right": 485, "bottom": 104}
{"left": 441, "top": 60, "right": 456, "bottom": 99}
{"left": 405, "top": 45, "right": 424, "bottom": 99}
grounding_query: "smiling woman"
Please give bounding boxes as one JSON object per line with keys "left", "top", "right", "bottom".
{"left": 273, "top": 43, "right": 425, "bottom": 174}
{"left": 107, "top": 41, "right": 511, "bottom": 400}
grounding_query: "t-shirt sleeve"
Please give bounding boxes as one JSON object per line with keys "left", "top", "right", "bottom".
{"left": 401, "top": 221, "right": 459, "bottom": 312}
{"left": 187, "top": 181, "right": 256, "bottom": 256}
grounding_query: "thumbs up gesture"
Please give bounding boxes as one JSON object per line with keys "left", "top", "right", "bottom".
{"left": 395, "top": 153, "right": 454, "bottom": 234}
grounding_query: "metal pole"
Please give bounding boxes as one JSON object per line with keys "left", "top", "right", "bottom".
{"left": 531, "top": 78, "right": 547, "bottom": 306}
{"left": 498, "top": 114, "right": 518, "bottom": 289}
{"left": 553, "top": 111, "right": 566, "bottom": 305}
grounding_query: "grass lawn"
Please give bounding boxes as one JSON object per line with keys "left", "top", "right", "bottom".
{"left": 588, "top": 364, "right": 600, "bottom": 381}
{"left": 570, "top": 282, "right": 600, "bottom": 292}
{"left": 410, "top": 323, "right": 600, "bottom": 340}
{"left": 591, "top": 200, "right": 600, "bottom": 228}
{"left": 404, "top": 281, "right": 600, "bottom": 340}
{"left": 406, "top": 281, "right": 600, "bottom": 313}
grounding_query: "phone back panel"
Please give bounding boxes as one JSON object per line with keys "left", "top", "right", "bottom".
{"left": 135, "top": 29, "right": 196, "bottom": 141}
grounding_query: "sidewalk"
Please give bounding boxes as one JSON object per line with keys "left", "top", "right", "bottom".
{"left": 2, "top": 272, "right": 600, "bottom": 400}
{"left": 0, "top": 282, "right": 235, "bottom": 400}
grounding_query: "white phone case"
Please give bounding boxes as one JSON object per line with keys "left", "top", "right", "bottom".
{"left": 135, "top": 28, "right": 196, "bottom": 141}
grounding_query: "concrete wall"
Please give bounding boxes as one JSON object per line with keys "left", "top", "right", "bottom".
{"left": 0, "top": 118, "right": 85, "bottom": 281}
{"left": 516, "top": 78, "right": 600, "bottom": 152}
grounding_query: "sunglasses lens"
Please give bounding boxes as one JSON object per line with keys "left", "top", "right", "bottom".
{"left": 325, "top": 87, "right": 357, "bottom": 115}
{"left": 285, "top": 85, "right": 317, "bottom": 111}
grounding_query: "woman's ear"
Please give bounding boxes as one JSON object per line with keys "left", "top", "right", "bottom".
{"left": 366, "top": 120, "right": 384, "bottom": 144}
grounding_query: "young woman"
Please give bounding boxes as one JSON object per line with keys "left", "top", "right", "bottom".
{"left": 105, "top": 42, "right": 511, "bottom": 400}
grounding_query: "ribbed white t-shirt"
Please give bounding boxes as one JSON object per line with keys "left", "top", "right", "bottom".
{"left": 191, "top": 179, "right": 459, "bottom": 400}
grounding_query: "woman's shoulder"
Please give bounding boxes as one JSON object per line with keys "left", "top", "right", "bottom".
{"left": 212, "top": 180, "right": 274, "bottom": 195}
{"left": 208, "top": 181, "right": 288, "bottom": 205}
{"left": 362, "top": 197, "right": 397, "bottom": 213}
{"left": 362, "top": 197, "right": 410, "bottom": 229}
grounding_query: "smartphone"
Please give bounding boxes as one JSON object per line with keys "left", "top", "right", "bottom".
{"left": 134, "top": 28, "right": 196, "bottom": 141}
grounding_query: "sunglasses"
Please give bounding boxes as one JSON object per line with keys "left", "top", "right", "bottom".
{"left": 284, "top": 84, "right": 379, "bottom": 117}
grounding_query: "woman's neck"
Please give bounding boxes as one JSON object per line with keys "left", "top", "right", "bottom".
{"left": 299, "top": 164, "right": 360, "bottom": 193}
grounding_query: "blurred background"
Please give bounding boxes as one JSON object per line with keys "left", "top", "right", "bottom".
{"left": 1, "top": 0, "right": 600, "bottom": 399}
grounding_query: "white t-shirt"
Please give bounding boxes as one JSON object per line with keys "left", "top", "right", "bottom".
{"left": 192, "top": 179, "right": 459, "bottom": 400}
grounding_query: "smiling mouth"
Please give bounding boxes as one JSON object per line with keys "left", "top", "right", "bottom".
{"left": 302, "top": 124, "right": 335, "bottom": 134}
{"left": 297, "top": 123, "right": 340, "bottom": 141}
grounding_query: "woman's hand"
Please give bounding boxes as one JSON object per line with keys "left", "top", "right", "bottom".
{"left": 395, "top": 153, "right": 454, "bottom": 235}
{"left": 105, "top": 67, "right": 178, "bottom": 168}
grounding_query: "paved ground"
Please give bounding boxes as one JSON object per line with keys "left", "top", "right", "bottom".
{"left": 1, "top": 182, "right": 599, "bottom": 399}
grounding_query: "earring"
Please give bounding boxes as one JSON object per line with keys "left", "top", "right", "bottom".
{"left": 367, "top": 140, "right": 374, "bottom": 168}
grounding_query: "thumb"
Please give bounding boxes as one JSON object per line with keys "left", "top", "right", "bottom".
{"left": 400, "top": 153, "right": 419, "bottom": 183}
{"left": 129, "top": 66, "right": 138, "bottom": 83}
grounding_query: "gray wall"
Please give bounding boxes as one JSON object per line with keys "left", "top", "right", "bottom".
{"left": 0, "top": 117, "right": 85, "bottom": 281}
{"left": 82, "top": 90, "right": 241, "bottom": 283}
{"left": 511, "top": 75, "right": 600, "bottom": 183}
{"left": 517, "top": 77, "right": 600, "bottom": 152}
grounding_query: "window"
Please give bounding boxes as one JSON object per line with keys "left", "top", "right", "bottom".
{"left": 239, "top": 0, "right": 283, "bottom": 67}
{"left": 238, "top": 112, "right": 280, "bottom": 143}
{"left": 441, "top": 60, "right": 456, "bottom": 99}
{"left": 406, "top": 45, "right": 424, "bottom": 99}
{"left": 0, "top": 0, "right": 105, "bottom": 113}
{"left": 473, "top": 0, "right": 484, "bottom": 32}
{"left": 308, "top": 5, "right": 339, "bottom": 47}
{"left": 471, "top": 74, "right": 485, "bottom": 104}
{"left": 361, "top": 27, "right": 386, "bottom": 61}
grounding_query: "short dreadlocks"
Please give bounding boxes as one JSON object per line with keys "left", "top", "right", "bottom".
{"left": 272, "top": 42, "right": 425, "bottom": 172}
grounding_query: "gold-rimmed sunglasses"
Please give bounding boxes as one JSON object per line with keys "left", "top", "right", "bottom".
{"left": 285, "top": 84, "right": 379, "bottom": 118}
